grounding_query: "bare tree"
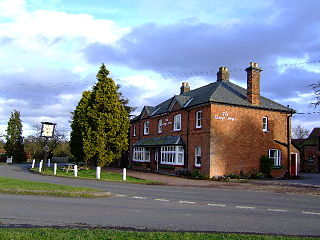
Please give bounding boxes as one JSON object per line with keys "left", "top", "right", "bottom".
{"left": 310, "top": 81, "right": 320, "bottom": 108}
{"left": 292, "top": 124, "right": 310, "bottom": 139}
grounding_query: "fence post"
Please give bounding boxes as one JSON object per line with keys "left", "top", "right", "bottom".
{"left": 96, "top": 166, "right": 101, "bottom": 179}
{"left": 31, "top": 159, "right": 35, "bottom": 169}
{"left": 123, "top": 168, "right": 126, "bottom": 181}
{"left": 74, "top": 165, "right": 78, "bottom": 177}
{"left": 48, "top": 159, "right": 51, "bottom": 167}
{"left": 39, "top": 161, "right": 42, "bottom": 172}
{"left": 53, "top": 163, "right": 57, "bottom": 175}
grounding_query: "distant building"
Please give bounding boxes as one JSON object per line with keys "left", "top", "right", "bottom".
{"left": 293, "top": 128, "right": 320, "bottom": 173}
{"left": 129, "top": 62, "right": 299, "bottom": 178}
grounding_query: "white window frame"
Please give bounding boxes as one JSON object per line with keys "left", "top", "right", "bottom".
{"left": 133, "top": 125, "right": 136, "bottom": 136}
{"left": 173, "top": 114, "right": 181, "bottom": 131}
{"left": 143, "top": 121, "right": 149, "bottom": 135}
{"left": 196, "top": 111, "right": 202, "bottom": 128}
{"left": 133, "top": 147, "right": 150, "bottom": 162}
{"left": 307, "top": 156, "right": 314, "bottom": 165}
{"left": 195, "top": 146, "right": 201, "bottom": 167}
{"left": 160, "top": 146, "right": 184, "bottom": 166}
{"left": 158, "top": 119, "right": 162, "bottom": 133}
{"left": 268, "top": 149, "right": 281, "bottom": 166}
{"left": 263, "top": 117, "right": 268, "bottom": 132}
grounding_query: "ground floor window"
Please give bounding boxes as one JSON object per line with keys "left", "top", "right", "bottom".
{"left": 195, "top": 146, "right": 201, "bottom": 167}
{"left": 133, "top": 147, "right": 150, "bottom": 162}
{"left": 160, "top": 146, "right": 184, "bottom": 165}
{"left": 307, "top": 156, "right": 314, "bottom": 165}
{"left": 268, "top": 149, "right": 281, "bottom": 166}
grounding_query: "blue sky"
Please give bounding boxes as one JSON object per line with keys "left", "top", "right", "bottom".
{"left": 0, "top": 0, "right": 319, "bottom": 137}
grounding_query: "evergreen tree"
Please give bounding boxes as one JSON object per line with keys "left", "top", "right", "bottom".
{"left": 71, "top": 64, "right": 130, "bottom": 167}
{"left": 4, "top": 110, "right": 26, "bottom": 163}
{"left": 70, "top": 91, "right": 91, "bottom": 162}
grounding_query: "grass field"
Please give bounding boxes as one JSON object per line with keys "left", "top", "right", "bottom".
{"left": 0, "top": 176, "right": 109, "bottom": 198}
{"left": 0, "top": 229, "right": 318, "bottom": 240}
{"left": 33, "top": 166, "right": 160, "bottom": 185}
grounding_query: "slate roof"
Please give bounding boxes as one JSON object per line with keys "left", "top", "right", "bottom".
{"left": 133, "top": 135, "right": 185, "bottom": 147}
{"left": 303, "top": 128, "right": 320, "bottom": 146}
{"left": 133, "top": 80, "right": 294, "bottom": 121}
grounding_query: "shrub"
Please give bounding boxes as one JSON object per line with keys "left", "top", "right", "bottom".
{"left": 260, "top": 155, "right": 273, "bottom": 177}
{"left": 175, "top": 168, "right": 191, "bottom": 177}
{"left": 191, "top": 170, "right": 206, "bottom": 180}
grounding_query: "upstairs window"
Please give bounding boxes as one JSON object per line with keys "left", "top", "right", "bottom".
{"left": 158, "top": 119, "right": 162, "bottom": 133}
{"left": 173, "top": 114, "right": 181, "bottom": 131}
{"left": 195, "top": 146, "right": 201, "bottom": 167}
{"left": 133, "top": 125, "right": 136, "bottom": 136}
{"left": 196, "top": 111, "right": 202, "bottom": 128}
{"left": 263, "top": 117, "right": 268, "bottom": 132}
{"left": 143, "top": 121, "right": 149, "bottom": 135}
{"left": 269, "top": 149, "right": 281, "bottom": 166}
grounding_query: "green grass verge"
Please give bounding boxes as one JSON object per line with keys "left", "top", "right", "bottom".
{"left": 0, "top": 176, "right": 110, "bottom": 198}
{"left": 31, "top": 167, "right": 160, "bottom": 185}
{"left": 0, "top": 229, "right": 318, "bottom": 240}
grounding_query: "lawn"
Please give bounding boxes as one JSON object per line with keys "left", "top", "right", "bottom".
{"left": 32, "top": 166, "right": 160, "bottom": 185}
{"left": 0, "top": 229, "right": 318, "bottom": 240}
{"left": 0, "top": 176, "right": 110, "bottom": 198}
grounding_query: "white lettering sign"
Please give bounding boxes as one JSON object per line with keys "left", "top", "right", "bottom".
{"left": 213, "top": 111, "right": 237, "bottom": 121}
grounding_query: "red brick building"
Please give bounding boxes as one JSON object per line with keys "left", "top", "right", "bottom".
{"left": 129, "top": 62, "right": 298, "bottom": 178}
{"left": 295, "top": 128, "right": 320, "bottom": 173}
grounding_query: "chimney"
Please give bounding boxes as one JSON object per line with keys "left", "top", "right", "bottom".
{"left": 180, "top": 82, "right": 190, "bottom": 94}
{"left": 245, "top": 62, "right": 262, "bottom": 106}
{"left": 217, "top": 67, "right": 230, "bottom": 82}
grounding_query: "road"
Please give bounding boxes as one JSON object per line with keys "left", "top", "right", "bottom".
{"left": 0, "top": 164, "right": 320, "bottom": 236}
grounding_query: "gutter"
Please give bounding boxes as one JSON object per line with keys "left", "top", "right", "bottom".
{"left": 287, "top": 107, "right": 294, "bottom": 177}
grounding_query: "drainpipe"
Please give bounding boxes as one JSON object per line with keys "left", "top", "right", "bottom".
{"left": 185, "top": 109, "right": 190, "bottom": 169}
{"left": 287, "top": 106, "right": 293, "bottom": 177}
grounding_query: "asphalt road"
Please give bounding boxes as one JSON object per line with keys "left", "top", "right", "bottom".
{"left": 0, "top": 164, "right": 320, "bottom": 236}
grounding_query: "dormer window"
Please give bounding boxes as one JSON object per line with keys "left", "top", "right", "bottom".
{"left": 143, "top": 121, "right": 149, "bottom": 135}
{"left": 263, "top": 117, "right": 268, "bottom": 132}
{"left": 173, "top": 114, "right": 181, "bottom": 131}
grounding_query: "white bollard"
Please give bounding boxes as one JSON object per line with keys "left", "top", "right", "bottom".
{"left": 96, "top": 166, "right": 101, "bottom": 179}
{"left": 31, "top": 159, "right": 35, "bottom": 169}
{"left": 53, "top": 163, "right": 57, "bottom": 175}
{"left": 39, "top": 161, "right": 43, "bottom": 173}
{"left": 123, "top": 168, "right": 127, "bottom": 181}
{"left": 74, "top": 165, "right": 78, "bottom": 177}
{"left": 48, "top": 159, "right": 51, "bottom": 167}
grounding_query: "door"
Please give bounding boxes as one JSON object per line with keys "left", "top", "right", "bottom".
{"left": 318, "top": 157, "right": 320, "bottom": 173}
{"left": 154, "top": 148, "right": 159, "bottom": 171}
{"left": 290, "top": 153, "right": 298, "bottom": 176}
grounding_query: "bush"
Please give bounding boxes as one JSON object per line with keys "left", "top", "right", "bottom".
{"left": 260, "top": 155, "right": 273, "bottom": 177}
{"left": 175, "top": 168, "right": 191, "bottom": 177}
{"left": 191, "top": 170, "right": 206, "bottom": 180}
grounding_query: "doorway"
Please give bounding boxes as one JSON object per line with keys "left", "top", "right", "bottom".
{"left": 290, "top": 153, "right": 298, "bottom": 176}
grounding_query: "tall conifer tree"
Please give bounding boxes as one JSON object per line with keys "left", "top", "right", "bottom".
{"left": 70, "top": 64, "right": 130, "bottom": 166}
{"left": 70, "top": 91, "right": 91, "bottom": 162}
{"left": 4, "top": 110, "right": 26, "bottom": 162}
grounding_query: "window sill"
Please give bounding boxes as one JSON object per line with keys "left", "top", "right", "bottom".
{"left": 272, "top": 166, "right": 284, "bottom": 169}
{"left": 195, "top": 126, "right": 202, "bottom": 129}
{"left": 160, "top": 163, "right": 184, "bottom": 167}
{"left": 173, "top": 129, "right": 181, "bottom": 132}
{"left": 263, "top": 130, "right": 269, "bottom": 133}
{"left": 194, "top": 165, "right": 201, "bottom": 168}
{"left": 132, "top": 160, "right": 150, "bottom": 163}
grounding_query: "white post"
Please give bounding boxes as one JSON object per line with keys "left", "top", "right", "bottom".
{"left": 123, "top": 168, "right": 127, "bottom": 181}
{"left": 48, "top": 159, "right": 51, "bottom": 167}
{"left": 31, "top": 159, "right": 35, "bottom": 169}
{"left": 39, "top": 161, "right": 43, "bottom": 173}
{"left": 53, "top": 163, "right": 57, "bottom": 175}
{"left": 74, "top": 165, "right": 78, "bottom": 177}
{"left": 96, "top": 166, "right": 101, "bottom": 179}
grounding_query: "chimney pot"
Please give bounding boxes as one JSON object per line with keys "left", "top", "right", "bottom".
{"left": 217, "top": 66, "right": 230, "bottom": 82}
{"left": 245, "top": 62, "right": 262, "bottom": 106}
{"left": 180, "top": 82, "right": 190, "bottom": 94}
